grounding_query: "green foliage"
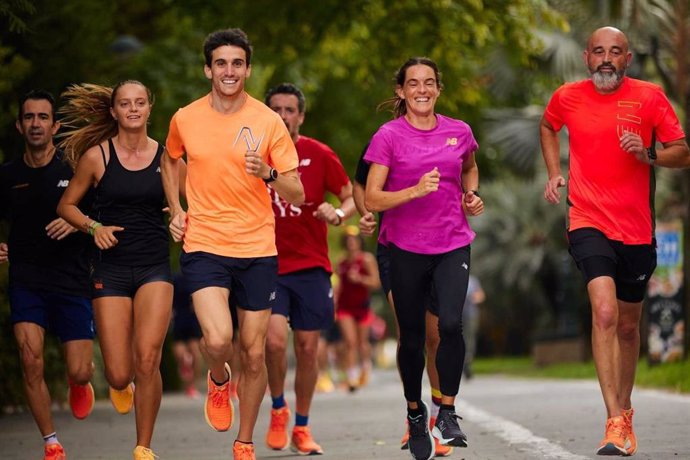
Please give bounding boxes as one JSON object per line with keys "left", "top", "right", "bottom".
{"left": 473, "top": 356, "right": 690, "bottom": 393}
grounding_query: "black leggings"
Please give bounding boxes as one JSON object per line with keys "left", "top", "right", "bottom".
{"left": 390, "top": 243, "right": 470, "bottom": 402}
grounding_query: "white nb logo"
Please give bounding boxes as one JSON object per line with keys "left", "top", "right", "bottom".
{"left": 299, "top": 158, "right": 311, "bottom": 167}
{"left": 461, "top": 262, "right": 468, "bottom": 270}
{"left": 56, "top": 180, "right": 69, "bottom": 187}
{"left": 269, "top": 291, "right": 276, "bottom": 301}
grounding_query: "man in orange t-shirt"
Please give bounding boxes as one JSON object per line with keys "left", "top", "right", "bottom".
{"left": 161, "top": 28, "right": 304, "bottom": 460}
{"left": 541, "top": 26, "right": 689, "bottom": 456}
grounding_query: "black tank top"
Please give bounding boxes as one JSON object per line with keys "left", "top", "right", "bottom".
{"left": 92, "top": 139, "right": 169, "bottom": 266}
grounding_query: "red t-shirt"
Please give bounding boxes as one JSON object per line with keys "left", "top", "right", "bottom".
{"left": 270, "top": 135, "right": 350, "bottom": 275}
{"left": 544, "top": 77, "right": 685, "bottom": 244}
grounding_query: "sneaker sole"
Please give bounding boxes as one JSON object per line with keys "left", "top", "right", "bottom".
{"left": 431, "top": 426, "right": 468, "bottom": 447}
{"left": 69, "top": 383, "right": 95, "bottom": 420}
{"left": 290, "top": 444, "right": 324, "bottom": 456}
{"left": 267, "top": 438, "right": 290, "bottom": 451}
{"left": 204, "top": 401, "right": 232, "bottom": 432}
{"left": 596, "top": 442, "right": 628, "bottom": 456}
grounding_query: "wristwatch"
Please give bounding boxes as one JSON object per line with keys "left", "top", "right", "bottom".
{"left": 263, "top": 167, "right": 278, "bottom": 183}
{"left": 334, "top": 208, "right": 345, "bottom": 226}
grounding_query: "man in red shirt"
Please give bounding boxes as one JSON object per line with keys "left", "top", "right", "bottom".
{"left": 541, "top": 26, "right": 690, "bottom": 456}
{"left": 263, "top": 83, "right": 356, "bottom": 455}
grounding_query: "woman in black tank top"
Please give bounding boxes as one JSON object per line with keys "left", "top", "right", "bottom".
{"left": 57, "top": 81, "right": 183, "bottom": 460}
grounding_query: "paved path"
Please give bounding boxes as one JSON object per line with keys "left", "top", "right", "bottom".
{"left": 1, "top": 370, "right": 689, "bottom": 459}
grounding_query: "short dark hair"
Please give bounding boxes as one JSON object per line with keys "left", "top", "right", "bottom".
{"left": 18, "top": 89, "right": 56, "bottom": 121}
{"left": 264, "top": 82, "right": 306, "bottom": 113}
{"left": 203, "top": 28, "right": 252, "bottom": 67}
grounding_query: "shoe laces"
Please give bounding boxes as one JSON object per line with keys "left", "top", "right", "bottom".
{"left": 606, "top": 417, "right": 627, "bottom": 440}
{"left": 293, "top": 426, "right": 313, "bottom": 443}
{"left": 441, "top": 410, "right": 463, "bottom": 429}
{"left": 135, "top": 447, "right": 159, "bottom": 460}
{"left": 407, "top": 413, "right": 428, "bottom": 437}
{"left": 210, "top": 383, "right": 229, "bottom": 408}
{"left": 233, "top": 442, "right": 255, "bottom": 459}
{"left": 270, "top": 408, "right": 289, "bottom": 432}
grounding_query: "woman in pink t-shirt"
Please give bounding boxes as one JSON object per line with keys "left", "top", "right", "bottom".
{"left": 364, "top": 57, "right": 484, "bottom": 460}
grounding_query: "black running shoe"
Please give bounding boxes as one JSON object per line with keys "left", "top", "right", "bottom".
{"left": 432, "top": 408, "right": 468, "bottom": 447}
{"left": 406, "top": 401, "right": 434, "bottom": 460}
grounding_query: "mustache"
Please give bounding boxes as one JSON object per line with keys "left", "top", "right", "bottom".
{"left": 596, "top": 63, "right": 616, "bottom": 72}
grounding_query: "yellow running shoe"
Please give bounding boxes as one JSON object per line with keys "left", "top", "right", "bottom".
{"left": 315, "top": 373, "right": 335, "bottom": 393}
{"left": 204, "top": 363, "right": 233, "bottom": 432}
{"left": 623, "top": 408, "right": 637, "bottom": 455}
{"left": 133, "top": 445, "right": 158, "bottom": 459}
{"left": 44, "top": 443, "right": 66, "bottom": 460}
{"left": 68, "top": 380, "right": 95, "bottom": 420}
{"left": 233, "top": 441, "right": 256, "bottom": 460}
{"left": 266, "top": 404, "right": 290, "bottom": 450}
{"left": 110, "top": 382, "right": 135, "bottom": 414}
{"left": 596, "top": 415, "right": 630, "bottom": 456}
{"left": 291, "top": 426, "right": 324, "bottom": 455}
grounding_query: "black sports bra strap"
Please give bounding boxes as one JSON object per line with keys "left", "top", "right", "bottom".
{"left": 98, "top": 143, "right": 107, "bottom": 168}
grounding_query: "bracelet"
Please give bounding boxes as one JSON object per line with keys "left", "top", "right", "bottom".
{"left": 334, "top": 208, "right": 345, "bottom": 226}
{"left": 87, "top": 221, "right": 102, "bottom": 236}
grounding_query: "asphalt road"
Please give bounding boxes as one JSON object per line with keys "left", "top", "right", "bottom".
{"left": 1, "top": 369, "right": 689, "bottom": 459}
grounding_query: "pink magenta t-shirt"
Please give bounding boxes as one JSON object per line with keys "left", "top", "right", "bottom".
{"left": 365, "top": 114, "right": 478, "bottom": 254}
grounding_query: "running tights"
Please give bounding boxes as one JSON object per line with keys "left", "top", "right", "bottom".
{"left": 390, "top": 244, "right": 470, "bottom": 402}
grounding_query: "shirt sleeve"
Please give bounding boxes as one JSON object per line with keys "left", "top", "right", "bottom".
{"left": 364, "top": 127, "right": 393, "bottom": 168}
{"left": 543, "top": 86, "right": 565, "bottom": 132}
{"left": 652, "top": 89, "right": 685, "bottom": 143}
{"left": 165, "top": 111, "right": 185, "bottom": 160}
{"left": 323, "top": 146, "right": 350, "bottom": 196}
{"left": 354, "top": 143, "right": 371, "bottom": 186}
{"left": 268, "top": 117, "right": 299, "bottom": 173}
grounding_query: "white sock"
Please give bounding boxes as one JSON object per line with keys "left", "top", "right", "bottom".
{"left": 43, "top": 432, "right": 59, "bottom": 445}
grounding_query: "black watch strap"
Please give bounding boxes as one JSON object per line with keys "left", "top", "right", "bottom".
{"left": 263, "top": 167, "right": 278, "bottom": 183}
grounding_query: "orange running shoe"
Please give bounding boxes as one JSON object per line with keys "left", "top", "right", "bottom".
{"left": 68, "top": 380, "right": 95, "bottom": 420}
{"left": 596, "top": 415, "right": 630, "bottom": 456}
{"left": 44, "top": 442, "right": 66, "bottom": 460}
{"left": 233, "top": 441, "right": 256, "bottom": 460}
{"left": 400, "top": 420, "right": 409, "bottom": 450}
{"left": 430, "top": 416, "right": 454, "bottom": 457}
{"left": 623, "top": 408, "right": 637, "bottom": 455}
{"left": 266, "top": 404, "right": 291, "bottom": 450}
{"left": 110, "top": 382, "right": 135, "bottom": 414}
{"left": 133, "top": 445, "right": 158, "bottom": 459}
{"left": 204, "top": 363, "right": 233, "bottom": 432}
{"left": 291, "top": 426, "right": 324, "bottom": 455}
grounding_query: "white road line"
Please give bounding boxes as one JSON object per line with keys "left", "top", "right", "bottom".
{"left": 462, "top": 402, "right": 592, "bottom": 460}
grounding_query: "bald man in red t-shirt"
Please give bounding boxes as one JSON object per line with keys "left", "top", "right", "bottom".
{"left": 541, "top": 26, "right": 690, "bottom": 456}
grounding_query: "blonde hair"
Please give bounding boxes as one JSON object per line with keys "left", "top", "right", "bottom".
{"left": 57, "top": 80, "right": 151, "bottom": 168}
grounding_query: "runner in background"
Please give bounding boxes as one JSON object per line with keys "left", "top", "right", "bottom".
{"left": 334, "top": 226, "right": 380, "bottom": 390}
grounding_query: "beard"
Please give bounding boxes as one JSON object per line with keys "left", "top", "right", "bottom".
{"left": 590, "top": 65, "right": 626, "bottom": 92}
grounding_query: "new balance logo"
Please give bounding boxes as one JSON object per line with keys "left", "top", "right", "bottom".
{"left": 268, "top": 291, "right": 276, "bottom": 301}
{"left": 461, "top": 262, "right": 468, "bottom": 270}
{"left": 637, "top": 274, "right": 647, "bottom": 281}
{"left": 446, "top": 137, "right": 458, "bottom": 146}
{"left": 299, "top": 158, "right": 311, "bottom": 167}
{"left": 156, "top": 166, "right": 161, "bottom": 173}
{"left": 57, "top": 180, "right": 69, "bottom": 187}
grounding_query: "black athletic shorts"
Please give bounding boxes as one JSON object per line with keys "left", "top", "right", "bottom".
{"left": 91, "top": 261, "right": 172, "bottom": 298}
{"left": 568, "top": 227, "right": 656, "bottom": 303}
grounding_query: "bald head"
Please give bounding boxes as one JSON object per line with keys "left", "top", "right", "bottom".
{"left": 587, "top": 27, "right": 629, "bottom": 53}
{"left": 584, "top": 26, "right": 632, "bottom": 94}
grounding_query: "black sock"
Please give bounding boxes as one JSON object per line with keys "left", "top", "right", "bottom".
{"left": 211, "top": 373, "right": 229, "bottom": 386}
{"left": 407, "top": 404, "right": 424, "bottom": 419}
{"left": 440, "top": 404, "right": 455, "bottom": 412}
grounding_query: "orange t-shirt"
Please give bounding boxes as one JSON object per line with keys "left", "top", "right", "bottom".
{"left": 544, "top": 77, "right": 685, "bottom": 244}
{"left": 166, "top": 94, "right": 299, "bottom": 257}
